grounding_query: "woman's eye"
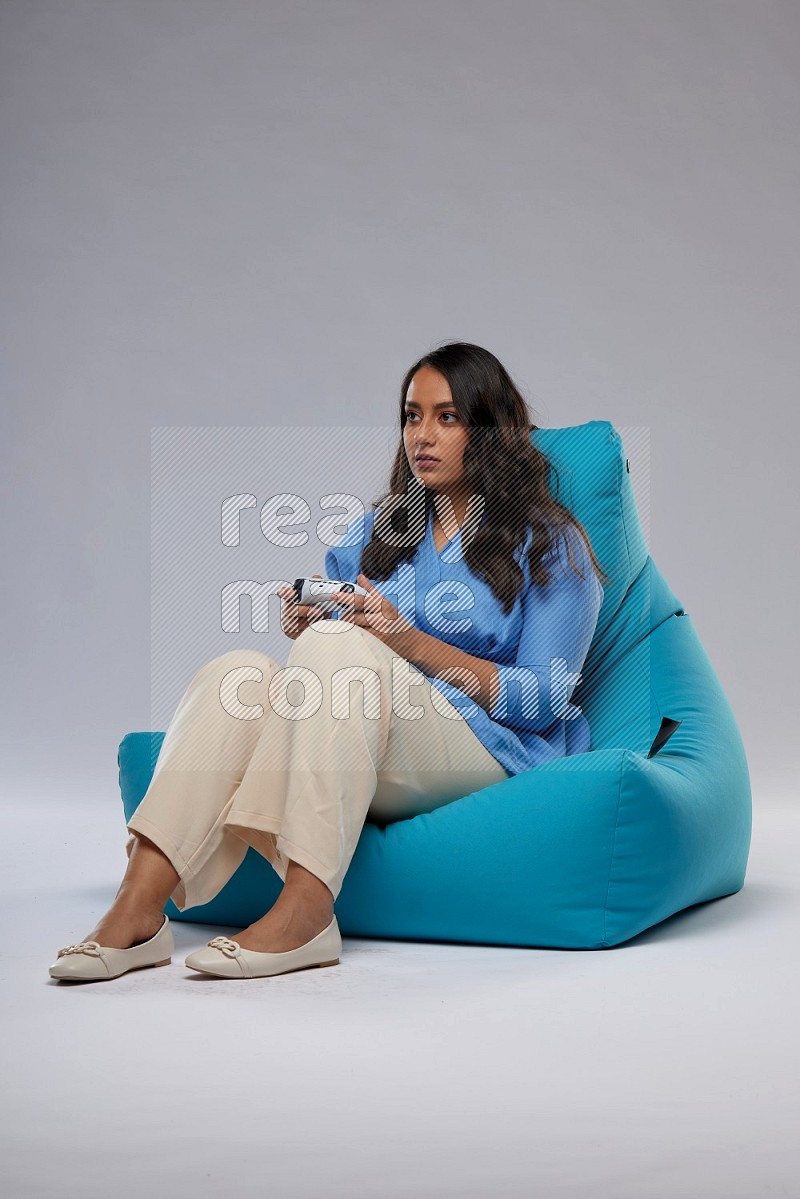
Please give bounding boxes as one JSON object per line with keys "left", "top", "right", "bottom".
{"left": 405, "top": 411, "right": 458, "bottom": 423}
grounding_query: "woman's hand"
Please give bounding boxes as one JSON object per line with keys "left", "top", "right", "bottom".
{"left": 330, "top": 572, "right": 417, "bottom": 655}
{"left": 277, "top": 575, "right": 327, "bottom": 641}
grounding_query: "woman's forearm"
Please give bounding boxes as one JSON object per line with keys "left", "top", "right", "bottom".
{"left": 391, "top": 626, "right": 501, "bottom": 717}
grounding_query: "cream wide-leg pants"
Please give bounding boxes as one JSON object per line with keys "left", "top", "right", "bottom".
{"left": 125, "top": 620, "right": 511, "bottom": 910}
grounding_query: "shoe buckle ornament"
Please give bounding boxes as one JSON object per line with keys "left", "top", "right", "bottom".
{"left": 207, "top": 936, "right": 241, "bottom": 958}
{"left": 57, "top": 941, "right": 103, "bottom": 958}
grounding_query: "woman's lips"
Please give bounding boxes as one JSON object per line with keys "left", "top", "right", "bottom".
{"left": 416, "top": 456, "right": 439, "bottom": 468}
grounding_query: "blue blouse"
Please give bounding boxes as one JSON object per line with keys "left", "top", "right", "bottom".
{"left": 323, "top": 504, "right": 604, "bottom": 777}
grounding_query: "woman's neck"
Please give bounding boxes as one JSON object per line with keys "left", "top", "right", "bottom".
{"left": 431, "top": 488, "right": 470, "bottom": 530}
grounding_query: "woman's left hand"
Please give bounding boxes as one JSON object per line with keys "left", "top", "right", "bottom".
{"left": 331, "top": 573, "right": 417, "bottom": 654}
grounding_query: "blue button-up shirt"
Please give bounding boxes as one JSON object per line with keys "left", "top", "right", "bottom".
{"left": 324, "top": 505, "right": 603, "bottom": 776}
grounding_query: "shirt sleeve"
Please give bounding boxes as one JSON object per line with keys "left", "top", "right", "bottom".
{"left": 488, "top": 526, "right": 604, "bottom": 733}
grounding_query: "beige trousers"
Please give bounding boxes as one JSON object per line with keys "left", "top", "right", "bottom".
{"left": 125, "top": 620, "right": 510, "bottom": 910}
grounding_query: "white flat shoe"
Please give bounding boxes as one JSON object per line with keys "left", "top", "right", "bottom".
{"left": 184, "top": 915, "right": 342, "bottom": 979}
{"left": 48, "top": 915, "right": 174, "bottom": 982}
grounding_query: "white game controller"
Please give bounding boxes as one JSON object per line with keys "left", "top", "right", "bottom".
{"left": 291, "top": 576, "right": 369, "bottom": 615}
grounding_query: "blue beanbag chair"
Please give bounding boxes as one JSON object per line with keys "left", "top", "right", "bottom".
{"left": 118, "top": 420, "right": 752, "bottom": 948}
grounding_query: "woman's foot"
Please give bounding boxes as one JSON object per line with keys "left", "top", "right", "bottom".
{"left": 231, "top": 902, "right": 334, "bottom": 954}
{"left": 80, "top": 897, "right": 167, "bottom": 951}
{"left": 229, "top": 859, "right": 334, "bottom": 953}
{"left": 72, "top": 832, "right": 179, "bottom": 950}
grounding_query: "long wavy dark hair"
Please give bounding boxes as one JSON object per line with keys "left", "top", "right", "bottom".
{"left": 360, "top": 341, "right": 610, "bottom": 615}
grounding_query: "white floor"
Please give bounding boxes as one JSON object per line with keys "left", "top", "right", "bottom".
{"left": 2, "top": 793, "right": 797, "bottom": 1199}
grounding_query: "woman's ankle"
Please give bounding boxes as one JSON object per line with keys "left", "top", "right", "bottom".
{"left": 111, "top": 882, "right": 169, "bottom": 919}
{"left": 284, "top": 859, "right": 334, "bottom": 905}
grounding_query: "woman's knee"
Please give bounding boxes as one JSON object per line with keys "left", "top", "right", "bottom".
{"left": 288, "top": 621, "right": 373, "bottom": 663}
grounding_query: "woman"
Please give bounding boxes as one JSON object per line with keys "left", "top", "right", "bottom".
{"left": 49, "top": 341, "right": 608, "bottom": 983}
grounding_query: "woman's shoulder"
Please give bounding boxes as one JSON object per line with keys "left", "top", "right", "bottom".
{"left": 330, "top": 505, "right": 376, "bottom": 548}
{"left": 543, "top": 522, "right": 596, "bottom": 583}
{"left": 518, "top": 520, "right": 594, "bottom": 582}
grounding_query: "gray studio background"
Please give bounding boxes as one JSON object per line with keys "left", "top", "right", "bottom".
{"left": 3, "top": 2, "right": 798, "bottom": 802}
{"left": 3, "top": 6, "right": 800, "bottom": 1199}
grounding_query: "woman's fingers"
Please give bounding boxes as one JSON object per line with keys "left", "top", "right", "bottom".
{"left": 277, "top": 585, "right": 327, "bottom": 629}
{"left": 277, "top": 577, "right": 334, "bottom": 642}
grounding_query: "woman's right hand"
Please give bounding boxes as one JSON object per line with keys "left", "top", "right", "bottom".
{"left": 277, "top": 575, "right": 328, "bottom": 641}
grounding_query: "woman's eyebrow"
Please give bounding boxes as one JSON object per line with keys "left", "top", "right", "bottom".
{"left": 404, "top": 401, "right": 456, "bottom": 410}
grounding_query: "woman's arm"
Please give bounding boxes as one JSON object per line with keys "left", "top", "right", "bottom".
{"left": 327, "top": 514, "right": 603, "bottom": 731}
{"left": 395, "top": 526, "right": 603, "bottom": 731}
{"left": 392, "top": 625, "right": 501, "bottom": 717}
{"left": 485, "top": 528, "right": 603, "bottom": 732}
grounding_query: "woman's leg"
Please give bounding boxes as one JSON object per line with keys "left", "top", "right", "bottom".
{"left": 80, "top": 649, "right": 284, "bottom": 948}
{"left": 79, "top": 831, "right": 182, "bottom": 949}
{"left": 219, "top": 619, "right": 510, "bottom": 953}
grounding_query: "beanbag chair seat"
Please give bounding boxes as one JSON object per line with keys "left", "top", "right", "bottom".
{"left": 117, "top": 420, "right": 752, "bottom": 948}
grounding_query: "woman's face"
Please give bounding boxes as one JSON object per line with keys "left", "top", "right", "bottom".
{"left": 403, "top": 366, "right": 470, "bottom": 496}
